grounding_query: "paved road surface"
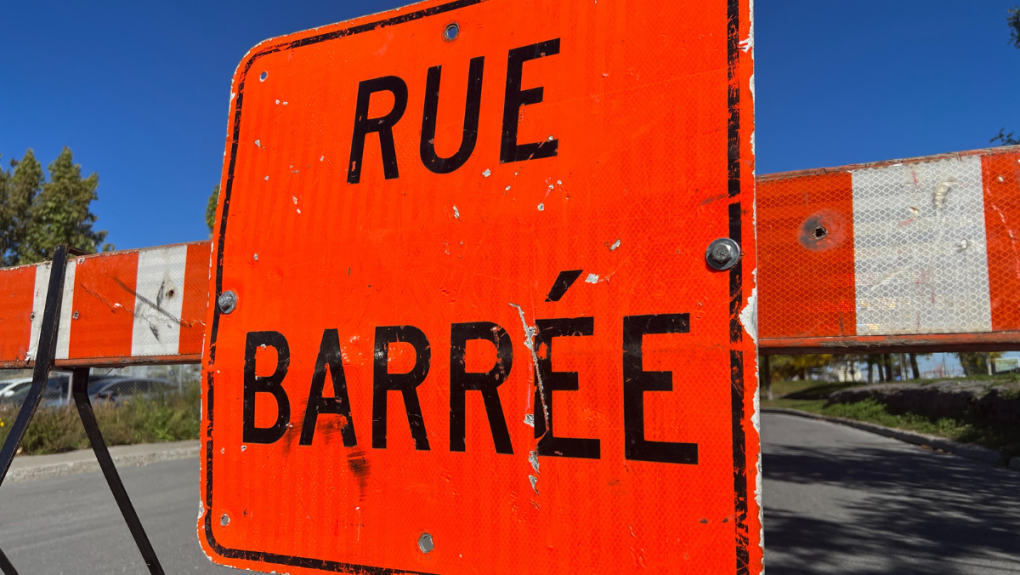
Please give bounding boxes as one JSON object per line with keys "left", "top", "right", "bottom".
{"left": 1, "top": 415, "right": 1019, "bottom": 573}
{"left": 0, "top": 457, "right": 233, "bottom": 574}
{"left": 763, "top": 412, "right": 1020, "bottom": 574}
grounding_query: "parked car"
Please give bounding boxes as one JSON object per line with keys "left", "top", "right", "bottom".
{"left": 0, "top": 377, "right": 32, "bottom": 397}
{"left": 0, "top": 374, "right": 72, "bottom": 410}
{"left": 0, "top": 374, "right": 112, "bottom": 410}
{"left": 91, "top": 378, "right": 177, "bottom": 406}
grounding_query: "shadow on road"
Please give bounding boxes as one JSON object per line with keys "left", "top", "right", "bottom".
{"left": 764, "top": 421, "right": 1020, "bottom": 574}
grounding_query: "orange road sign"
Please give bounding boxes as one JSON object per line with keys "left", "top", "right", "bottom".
{"left": 199, "top": 0, "right": 759, "bottom": 573}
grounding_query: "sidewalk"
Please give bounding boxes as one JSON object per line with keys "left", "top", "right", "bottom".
{"left": 3, "top": 440, "right": 199, "bottom": 483}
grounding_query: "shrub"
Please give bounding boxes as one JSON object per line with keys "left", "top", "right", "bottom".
{"left": 0, "top": 381, "right": 201, "bottom": 455}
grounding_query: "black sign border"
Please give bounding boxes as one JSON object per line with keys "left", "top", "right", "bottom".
{"left": 204, "top": 0, "right": 752, "bottom": 572}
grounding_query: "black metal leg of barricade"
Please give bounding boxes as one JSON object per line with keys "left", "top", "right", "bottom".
{"left": 0, "top": 245, "right": 70, "bottom": 575}
{"left": 0, "top": 548, "right": 17, "bottom": 575}
{"left": 71, "top": 367, "right": 165, "bottom": 575}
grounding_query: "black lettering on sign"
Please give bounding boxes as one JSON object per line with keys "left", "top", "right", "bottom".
{"left": 348, "top": 76, "right": 409, "bottom": 184}
{"left": 449, "top": 322, "right": 514, "bottom": 454}
{"left": 420, "top": 57, "right": 485, "bottom": 174}
{"left": 545, "top": 269, "right": 583, "bottom": 302}
{"left": 534, "top": 317, "right": 600, "bottom": 459}
{"left": 500, "top": 39, "right": 561, "bottom": 164}
{"left": 300, "top": 329, "right": 358, "bottom": 447}
{"left": 243, "top": 331, "right": 291, "bottom": 444}
{"left": 372, "top": 325, "right": 431, "bottom": 450}
{"left": 622, "top": 314, "right": 698, "bottom": 464}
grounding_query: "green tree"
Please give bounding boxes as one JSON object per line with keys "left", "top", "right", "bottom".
{"left": 993, "top": 6, "right": 1020, "bottom": 145}
{"left": 19, "top": 147, "right": 111, "bottom": 263}
{"left": 1010, "top": 5, "right": 1020, "bottom": 47}
{"left": 956, "top": 352, "right": 1003, "bottom": 376}
{"left": 0, "top": 150, "right": 44, "bottom": 265}
{"left": 206, "top": 184, "right": 220, "bottom": 235}
{"left": 768, "top": 354, "right": 836, "bottom": 382}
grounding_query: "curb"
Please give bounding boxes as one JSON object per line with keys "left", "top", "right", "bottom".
{"left": 5, "top": 441, "right": 200, "bottom": 483}
{"left": 762, "top": 407, "right": 1019, "bottom": 470}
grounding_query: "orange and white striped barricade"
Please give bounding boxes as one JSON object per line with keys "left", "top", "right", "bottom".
{"left": 0, "top": 241, "right": 211, "bottom": 574}
{"left": 0, "top": 241, "right": 210, "bottom": 369}
{"left": 757, "top": 145, "right": 1020, "bottom": 355}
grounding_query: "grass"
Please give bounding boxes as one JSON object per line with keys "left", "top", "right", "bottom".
{"left": 764, "top": 379, "right": 1020, "bottom": 460}
{"left": 0, "top": 382, "right": 201, "bottom": 456}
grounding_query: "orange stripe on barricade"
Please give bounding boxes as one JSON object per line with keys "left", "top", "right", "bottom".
{"left": 982, "top": 149, "right": 1020, "bottom": 333}
{"left": 0, "top": 264, "right": 39, "bottom": 366}
{"left": 757, "top": 171, "right": 856, "bottom": 340}
{"left": 180, "top": 242, "right": 210, "bottom": 356}
{"left": 64, "top": 251, "right": 139, "bottom": 361}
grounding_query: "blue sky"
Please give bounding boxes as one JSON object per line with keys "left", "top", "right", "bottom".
{"left": 2, "top": 1, "right": 1017, "bottom": 250}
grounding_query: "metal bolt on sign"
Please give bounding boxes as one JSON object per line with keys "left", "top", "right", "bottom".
{"left": 706, "top": 238, "right": 741, "bottom": 271}
{"left": 442, "top": 22, "right": 459, "bottom": 41}
{"left": 217, "top": 290, "right": 237, "bottom": 314}
{"left": 417, "top": 533, "right": 434, "bottom": 554}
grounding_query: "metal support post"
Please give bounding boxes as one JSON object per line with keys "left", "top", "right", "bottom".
{"left": 0, "top": 245, "right": 69, "bottom": 575}
{"left": 0, "top": 245, "right": 164, "bottom": 574}
{"left": 71, "top": 367, "right": 164, "bottom": 575}
{"left": 0, "top": 245, "right": 69, "bottom": 486}
{"left": 0, "top": 549, "right": 16, "bottom": 575}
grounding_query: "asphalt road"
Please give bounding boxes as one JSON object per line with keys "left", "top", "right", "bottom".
{"left": 763, "top": 412, "right": 1020, "bottom": 574}
{"left": 0, "top": 457, "right": 234, "bottom": 574}
{"left": 0, "top": 414, "right": 1018, "bottom": 574}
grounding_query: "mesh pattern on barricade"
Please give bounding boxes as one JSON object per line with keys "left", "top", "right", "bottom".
{"left": 852, "top": 155, "right": 991, "bottom": 335}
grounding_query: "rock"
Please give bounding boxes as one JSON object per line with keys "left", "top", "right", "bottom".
{"left": 974, "top": 383, "right": 1020, "bottom": 426}
{"left": 827, "top": 379, "right": 1020, "bottom": 425}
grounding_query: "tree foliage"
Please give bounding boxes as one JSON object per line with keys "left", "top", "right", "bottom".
{"left": 0, "top": 151, "right": 43, "bottom": 266}
{"left": 991, "top": 128, "right": 1020, "bottom": 146}
{"left": 1010, "top": 5, "right": 1020, "bottom": 48}
{"left": 994, "top": 6, "right": 1020, "bottom": 145}
{"left": 768, "top": 354, "right": 836, "bottom": 381}
{"left": 206, "top": 184, "right": 220, "bottom": 235}
{"left": 956, "top": 352, "right": 1003, "bottom": 376}
{"left": 0, "top": 147, "right": 110, "bottom": 265}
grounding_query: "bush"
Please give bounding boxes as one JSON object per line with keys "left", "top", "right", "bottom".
{"left": 0, "top": 381, "right": 200, "bottom": 455}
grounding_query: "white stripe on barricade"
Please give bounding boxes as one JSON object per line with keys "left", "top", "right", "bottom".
{"left": 55, "top": 259, "right": 76, "bottom": 360}
{"left": 132, "top": 245, "right": 189, "bottom": 357}
{"left": 27, "top": 262, "right": 51, "bottom": 362}
{"left": 852, "top": 154, "right": 993, "bottom": 336}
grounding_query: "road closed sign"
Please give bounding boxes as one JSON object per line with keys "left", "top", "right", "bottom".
{"left": 199, "top": 0, "right": 759, "bottom": 573}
